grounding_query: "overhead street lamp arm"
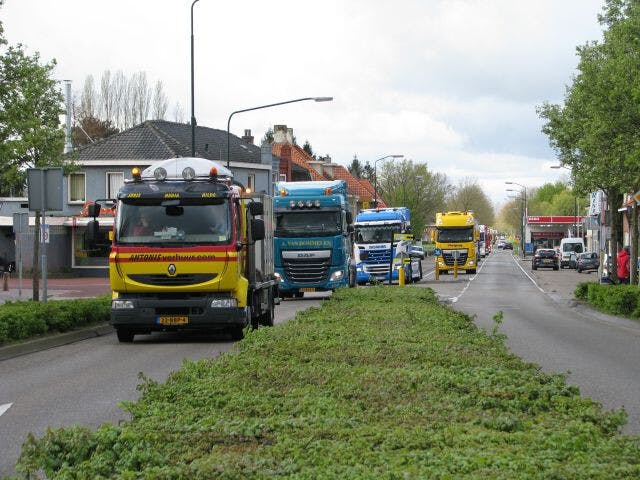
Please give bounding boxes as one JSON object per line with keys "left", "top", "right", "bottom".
{"left": 226, "top": 97, "right": 333, "bottom": 169}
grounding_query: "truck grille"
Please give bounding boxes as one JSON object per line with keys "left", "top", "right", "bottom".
{"left": 128, "top": 274, "right": 217, "bottom": 286}
{"left": 360, "top": 248, "right": 391, "bottom": 274}
{"left": 442, "top": 251, "right": 468, "bottom": 266}
{"left": 282, "top": 258, "right": 330, "bottom": 284}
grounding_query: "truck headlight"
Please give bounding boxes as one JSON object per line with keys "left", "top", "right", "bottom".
{"left": 274, "top": 272, "right": 281, "bottom": 280}
{"left": 330, "top": 270, "right": 344, "bottom": 281}
{"left": 468, "top": 260, "right": 475, "bottom": 266}
{"left": 211, "top": 298, "right": 237, "bottom": 308}
{"left": 112, "top": 300, "right": 135, "bottom": 309}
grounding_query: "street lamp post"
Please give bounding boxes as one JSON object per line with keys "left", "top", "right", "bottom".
{"left": 373, "top": 155, "right": 404, "bottom": 207}
{"left": 190, "top": 0, "right": 200, "bottom": 157}
{"left": 506, "top": 181, "right": 527, "bottom": 257}
{"left": 226, "top": 97, "right": 332, "bottom": 170}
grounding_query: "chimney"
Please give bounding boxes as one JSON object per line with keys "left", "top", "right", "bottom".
{"left": 242, "top": 129, "right": 254, "bottom": 144}
{"left": 273, "top": 124, "right": 288, "bottom": 143}
{"left": 286, "top": 128, "right": 294, "bottom": 144}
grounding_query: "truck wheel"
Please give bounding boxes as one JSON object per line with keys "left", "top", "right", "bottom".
{"left": 229, "top": 327, "right": 245, "bottom": 341}
{"left": 116, "top": 328, "right": 134, "bottom": 343}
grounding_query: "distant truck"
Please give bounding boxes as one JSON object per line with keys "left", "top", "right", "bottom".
{"left": 478, "top": 224, "right": 492, "bottom": 257}
{"left": 273, "top": 180, "right": 356, "bottom": 298}
{"left": 86, "top": 157, "right": 278, "bottom": 342}
{"left": 353, "top": 207, "right": 423, "bottom": 284}
{"left": 433, "top": 211, "right": 479, "bottom": 275}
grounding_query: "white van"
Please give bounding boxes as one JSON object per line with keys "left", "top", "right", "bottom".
{"left": 559, "top": 237, "right": 585, "bottom": 268}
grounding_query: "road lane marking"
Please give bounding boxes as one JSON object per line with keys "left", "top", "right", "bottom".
{"left": 451, "top": 255, "right": 488, "bottom": 303}
{"left": 0, "top": 403, "right": 12, "bottom": 417}
{"left": 511, "top": 255, "right": 544, "bottom": 293}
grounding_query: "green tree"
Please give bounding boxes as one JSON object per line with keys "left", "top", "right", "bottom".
{"left": 0, "top": 8, "right": 68, "bottom": 300}
{"left": 261, "top": 127, "right": 274, "bottom": 145}
{"left": 378, "top": 160, "right": 450, "bottom": 239}
{"left": 538, "top": 0, "right": 640, "bottom": 282}
{"left": 446, "top": 178, "right": 495, "bottom": 226}
{"left": 302, "top": 140, "right": 314, "bottom": 158}
{"left": 348, "top": 155, "right": 363, "bottom": 178}
{"left": 72, "top": 116, "right": 119, "bottom": 148}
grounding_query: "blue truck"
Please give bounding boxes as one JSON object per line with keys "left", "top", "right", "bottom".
{"left": 353, "top": 207, "right": 423, "bottom": 284}
{"left": 273, "top": 180, "right": 356, "bottom": 298}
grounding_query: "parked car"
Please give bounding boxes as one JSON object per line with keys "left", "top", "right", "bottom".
{"left": 532, "top": 248, "right": 559, "bottom": 270}
{"left": 576, "top": 251, "right": 599, "bottom": 273}
{"left": 410, "top": 244, "right": 425, "bottom": 260}
{"left": 503, "top": 242, "right": 513, "bottom": 250}
{"left": 559, "top": 238, "right": 585, "bottom": 269}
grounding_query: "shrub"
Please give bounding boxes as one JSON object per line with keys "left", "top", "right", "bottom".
{"left": 582, "top": 283, "right": 640, "bottom": 318}
{"left": 574, "top": 281, "right": 590, "bottom": 300}
{"left": 0, "top": 296, "right": 110, "bottom": 345}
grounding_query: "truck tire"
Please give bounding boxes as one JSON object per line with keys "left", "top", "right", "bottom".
{"left": 229, "top": 327, "right": 245, "bottom": 341}
{"left": 116, "top": 328, "right": 134, "bottom": 343}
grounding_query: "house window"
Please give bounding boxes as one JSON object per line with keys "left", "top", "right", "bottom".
{"left": 279, "top": 174, "right": 287, "bottom": 182}
{"left": 106, "top": 172, "right": 124, "bottom": 198}
{"left": 69, "top": 173, "right": 86, "bottom": 203}
{"left": 247, "top": 174, "right": 255, "bottom": 192}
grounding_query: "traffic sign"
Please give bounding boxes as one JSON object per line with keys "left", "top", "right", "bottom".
{"left": 393, "top": 233, "right": 414, "bottom": 241}
{"left": 433, "top": 248, "right": 442, "bottom": 256}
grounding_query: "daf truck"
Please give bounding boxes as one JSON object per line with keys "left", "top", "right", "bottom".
{"left": 273, "top": 180, "right": 356, "bottom": 298}
{"left": 433, "top": 211, "right": 479, "bottom": 275}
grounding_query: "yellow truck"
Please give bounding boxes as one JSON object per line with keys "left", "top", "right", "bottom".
{"left": 433, "top": 211, "right": 479, "bottom": 275}
{"left": 86, "top": 157, "right": 278, "bottom": 342}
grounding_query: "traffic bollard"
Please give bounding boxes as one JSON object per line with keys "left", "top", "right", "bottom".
{"left": 398, "top": 266, "right": 405, "bottom": 286}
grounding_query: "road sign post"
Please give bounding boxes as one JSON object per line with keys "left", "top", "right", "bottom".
{"left": 12, "top": 213, "right": 29, "bottom": 298}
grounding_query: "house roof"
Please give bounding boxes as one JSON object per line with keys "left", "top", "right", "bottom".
{"left": 68, "top": 120, "right": 262, "bottom": 164}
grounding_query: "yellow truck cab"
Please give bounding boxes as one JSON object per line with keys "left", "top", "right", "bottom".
{"left": 86, "top": 157, "right": 277, "bottom": 342}
{"left": 433, "top": 211, "right": 479, "bottom": 275}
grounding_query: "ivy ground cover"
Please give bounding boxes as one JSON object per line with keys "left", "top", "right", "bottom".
{"left": 13, "top": 287, "right": 639, "bottom": 479}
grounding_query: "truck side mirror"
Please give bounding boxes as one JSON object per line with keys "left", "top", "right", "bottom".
{"left": 250, "top": 219, "right": 265, "bottom": 241}
{"left": 87, "top": 202, "right": 101, "bottom": 218}
{"left": 85, "top": 219, "right": 100, "bottom": 248}
{"left": 248, "top": 202, "right": 263, "bottom": 216}
{"left": 347, "top": 225, "right": 354, "bottom": 234}
{"left": 346, "top": 211, "right": 353, "bottom": 224}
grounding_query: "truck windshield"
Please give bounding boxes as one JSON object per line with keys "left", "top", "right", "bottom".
{"left": 437, "top": 227, "right": 474, "bottom": 242}
{"left": 116, "top": 199, "right": 231, "bottom": 245}
{"left": 275, "top": 211, "right": 341, "bottom": 237}
{"left": 354, "top": 226, "right": 399, "bottom": 244}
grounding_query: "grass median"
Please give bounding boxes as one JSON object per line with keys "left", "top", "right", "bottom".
{"left": 12, "top": 286, "right": 640, "bottom": 479}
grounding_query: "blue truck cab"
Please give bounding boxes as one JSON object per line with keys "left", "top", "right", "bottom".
{"left": 273, "top": 180, "right": 356, "bottom": 298}
{"left": 353, "top": 207, "right": 423, "bottom": 284}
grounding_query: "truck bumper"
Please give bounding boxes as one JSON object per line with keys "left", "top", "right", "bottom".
{"left": 276, "top": 266, "right": 347, "bottom": 294}
{"left": 356, "top": 263, "right": 401, "bottom": 283}
{"left": 110, "top": 294, "right": 248, "bottom": 332}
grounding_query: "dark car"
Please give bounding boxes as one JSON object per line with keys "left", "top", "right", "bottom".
{"left": 503, "top": 242, "right": 513, "bottom": 250}
{"left": 532, "top": 248, "right": 559, "bottom": 270}
{"left": 576, "top": 252, "right": 599, "bottom": 273}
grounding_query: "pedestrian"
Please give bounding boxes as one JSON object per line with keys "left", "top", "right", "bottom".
{"left": 617, "top": 246, "right": 630, "bottom": 285}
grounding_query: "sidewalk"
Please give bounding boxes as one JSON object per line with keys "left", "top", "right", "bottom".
{"left": 0, "top": 275, "right": 111, "bottom": 304}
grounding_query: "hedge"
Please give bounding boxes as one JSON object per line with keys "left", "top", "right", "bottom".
{"left": 0, "top": 296, "right": 111, "bottom": 345}
{"left": 12, "top": 287, "right": 639, "bottom": 479}
{"left": 574, "top": 282, "right": 640, "bottom": 318}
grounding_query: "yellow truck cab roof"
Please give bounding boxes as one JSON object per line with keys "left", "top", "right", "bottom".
{"left": 436, "top": 211, "right": 476, "bottom": 228}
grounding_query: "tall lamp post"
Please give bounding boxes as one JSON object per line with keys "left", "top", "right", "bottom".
{"left": 190, "top": 0, "right": 200, "bottom": 157}
{"left": 506, "top": 181, "right": 527, "bottom": 257}
{"left": 373, "top": 155, "right": 404, "bottom": 207}
{"left": 226, "top": 97, "right": 333, "bottom": 170}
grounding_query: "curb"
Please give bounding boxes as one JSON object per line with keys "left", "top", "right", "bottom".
{"left": 0, "top": 323, "right": 114, "bottom": 361}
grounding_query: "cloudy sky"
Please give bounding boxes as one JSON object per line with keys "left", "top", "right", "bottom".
{"left": 3, "top": 0, "right": 604, "bottom": 205}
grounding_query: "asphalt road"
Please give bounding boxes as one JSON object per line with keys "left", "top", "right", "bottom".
{"left": 0, "top": 293, "right": 328, "bottom": 478}
{"left": 423, "top": 249, "right": 640, "bottom": 436}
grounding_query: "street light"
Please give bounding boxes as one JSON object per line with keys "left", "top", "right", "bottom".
{"left": 505, "top": 181, "right": 527, "bottom": 257}
{"left": 373, "top": 155, "right": 404, "bottom": 207}
{"left": 226, "top": 97, "right": 333, "bottom": 169}
{"left": 190, "top": 0, "right": 200, "bottom": 157}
